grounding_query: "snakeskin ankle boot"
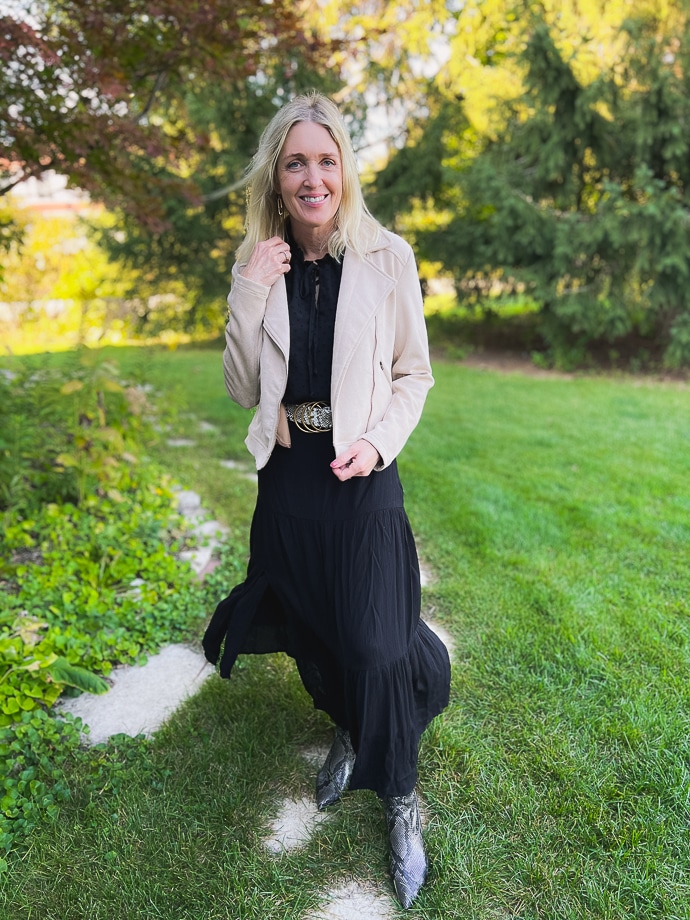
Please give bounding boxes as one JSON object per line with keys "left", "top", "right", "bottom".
{"left": 315, "top": 726, "right": 356, "bottom": 811}
{"left": 383, "top": 791, "right": 428, "bottom": 909}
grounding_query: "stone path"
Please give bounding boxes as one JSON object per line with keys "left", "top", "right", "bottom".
{"left": 305, "top": 881, "right": 397, "bottom": 920}
{"left": 264, "top": 793, "right": 331, "bottom": 854}
{"left": 59, "top": 447, "right": 454, "bottom": 918}
{"left": 59, "top": 645, "right": 213, "bottom": 744}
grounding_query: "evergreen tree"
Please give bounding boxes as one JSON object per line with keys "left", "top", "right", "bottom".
{"left": 374, "top": 6, "right": 690, "bottom": 367}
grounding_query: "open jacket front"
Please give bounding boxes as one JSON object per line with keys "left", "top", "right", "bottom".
{"left": 223, "top": 227, "right": 434, "bottom": 470}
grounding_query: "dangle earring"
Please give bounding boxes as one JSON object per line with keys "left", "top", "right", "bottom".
{"left": 277, "top": 195, "right": 285, "bottom": 219}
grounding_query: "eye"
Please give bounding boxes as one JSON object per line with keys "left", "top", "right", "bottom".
{"left": 322, "top": 158, "right": 337, "bottom": 167}
{"left": 286, "top": 159, "right": 303, "bottom": 170}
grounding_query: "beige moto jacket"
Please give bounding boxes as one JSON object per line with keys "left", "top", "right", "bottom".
{"left": 223, "top": 227, "right": 434, "bottom": 471}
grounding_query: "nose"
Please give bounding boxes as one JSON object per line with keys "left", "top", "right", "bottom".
{"left": 304, "top": 162, "right": 320, "bottom": 186}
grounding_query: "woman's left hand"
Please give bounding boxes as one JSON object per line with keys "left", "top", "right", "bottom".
{"left": 330, "top": 439, "right": 381, "bottom": 481}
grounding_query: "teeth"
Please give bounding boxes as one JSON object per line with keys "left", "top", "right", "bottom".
{"left": 303, "top": 196, "right": 326, "bottom": 202}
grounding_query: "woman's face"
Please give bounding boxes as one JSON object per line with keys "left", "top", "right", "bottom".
{"left": 276, "top": 121, "right": 343, "bottom": 240}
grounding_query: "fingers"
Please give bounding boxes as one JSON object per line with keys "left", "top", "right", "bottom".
{"left": 274, "top": 238, "right": 292, "bottom": 270}
{"left": 240, "top": 236, "right": 292, "bottom": 286}
{"left": 330, "top": 440, "right": 381, "bottom": 481}
{"left": 330, "top": 453, "right": 356, "bottom": 481}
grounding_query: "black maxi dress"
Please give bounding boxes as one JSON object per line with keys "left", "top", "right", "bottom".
{"left": 203, "top": 243, "right": 451, "bottom": 799}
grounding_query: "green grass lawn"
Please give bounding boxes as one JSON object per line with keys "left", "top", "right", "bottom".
{"left": 2, "top": 346, "right": 689, "bottom": 919}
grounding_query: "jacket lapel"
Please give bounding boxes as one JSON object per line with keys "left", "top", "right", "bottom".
{"left": 259, "top": 242, "right": 396, "bottom": 398}
{"left": 332, "top": 246, "right": 395, "bottom": 398}
{"left": 262, "top": 278, "right": 290, "bottom": 360}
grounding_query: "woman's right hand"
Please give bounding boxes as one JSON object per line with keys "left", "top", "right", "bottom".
{"left": 239, "top": 237, "right": 292, "bottom": 287}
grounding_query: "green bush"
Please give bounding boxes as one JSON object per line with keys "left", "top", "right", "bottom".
{"left": 0, "top": 353, "right": 154, "bottom": 514}
{"left": 0, "top": 352, "right": 232, "bottom": 862}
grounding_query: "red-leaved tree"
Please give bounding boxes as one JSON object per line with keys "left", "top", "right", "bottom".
{"left": 1, "top": 0, "right": 327, "bottom": 230}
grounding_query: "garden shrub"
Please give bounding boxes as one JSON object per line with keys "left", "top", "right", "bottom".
{"left": 0, "top": 352, "right": 154, "bottom": 514}
{"left": 0, "top": 352, "right": 241, "bottom": 862}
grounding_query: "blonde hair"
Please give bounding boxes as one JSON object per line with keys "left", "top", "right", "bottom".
{"left": 236, "top": 92, "right": 380, "bottom": 264}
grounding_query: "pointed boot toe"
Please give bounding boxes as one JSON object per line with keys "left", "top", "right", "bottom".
{"left": 315, "top": 726, "right": 355, "bottom": 810}
{"left": 384, "top": 791, "right": 428, "bottom": 909}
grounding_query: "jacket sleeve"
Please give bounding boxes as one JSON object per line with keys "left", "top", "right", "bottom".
{"left": 222, "top": 263, "right": 271, "bottom": 409}
{"left": 362, "top": 244, "right": 434, "bottom": 469}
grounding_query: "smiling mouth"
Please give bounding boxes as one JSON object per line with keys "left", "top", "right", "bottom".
{"left": 301, "top": 195, "right": 327, "bottom": 203}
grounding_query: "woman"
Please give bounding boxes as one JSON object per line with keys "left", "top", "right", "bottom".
{"left": 203, "top": 92, "right": 450, "bottom": 909}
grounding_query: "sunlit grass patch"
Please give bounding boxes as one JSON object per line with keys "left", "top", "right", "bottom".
{"left": 2, "top": 347, "right": 689, "bottom": 918}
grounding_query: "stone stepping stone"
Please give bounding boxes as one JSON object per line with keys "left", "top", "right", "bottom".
{"left": 175, "top": 491, "right": 228, "bottom": 576}
{"left": 194, "top": 519, "right": 229, "bottom": 539}
{"left": 176, "top": 489, "right": 203, "bottom": 515}
{"left": 178, "top": 517, "right": 229, "bottom": 576}
{"left": 166, "top": 438, "right": 196, "bottom": 447}
{"left": 264, "top": 796, "right": 330, "bottom": 854}
{"left": 304, "top": 881, "right": 396, "bottom": 920}
{"left": 58, "top": 645, "right": 213, "bottom": 745}
{"left": 178, "top": 543, "right": 215, "bottom": 575}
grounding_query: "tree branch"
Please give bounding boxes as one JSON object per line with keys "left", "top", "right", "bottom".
{"left": 202, "top": 175, "right": 247, "bottom": 203}
{"left": 0, "top": 164, "right": 51, "bottom": 197}
{"left": 134, "top": 70, "right": 168, "bottom": 124}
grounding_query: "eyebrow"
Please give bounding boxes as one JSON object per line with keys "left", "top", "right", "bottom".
{"left": 280, "top": 149, "right": 340, "bottom": 161}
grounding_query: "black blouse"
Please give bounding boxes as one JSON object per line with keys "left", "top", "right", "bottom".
{"left": 283, "top": 236, "right": 343, "bottom": 405}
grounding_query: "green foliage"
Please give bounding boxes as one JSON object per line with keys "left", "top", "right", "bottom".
{"left": 0, "top": 490, "right": 245, "bottom": 858}
{"left": 45, "top": 658, "right": 109, "bottom": 695}
{"left": 664, "top": 311, "right": 690, "bottom": 369}
{"left": 374, "top": 7, "right": 690, "bottom": 368}
{"left": 0, "top": 709, "right": 83, "bottom": 861}
{"left": 0, "top": 349, "right": 250, "bottom": 861}
{"left": 0, "top": 352, "right": 155, "bottom": 512}
{"left": 0, "top": 707, "right": 166, "bottom": 861}
{"left": 0, "top": 496, "right": 244, "bottom": 859}
{"left": 0, "top": 480, "right": 205, "bottom": 725}
{"left": 371, "top": 94, "right": 463, "bottom": 234}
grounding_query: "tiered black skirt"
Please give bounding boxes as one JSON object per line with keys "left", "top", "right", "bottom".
{"left": 203, "top": 423, "right": 451, "bottom": 797}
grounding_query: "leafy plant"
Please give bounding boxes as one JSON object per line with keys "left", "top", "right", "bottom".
{"left": 0, "top": 481, "right": 205, "bottom": 722}
{"left": 0, "top": 610, "right": 108, "bottom": 722}
{"left": 0, "top": 352, "right": 245, "bottom": 862}
{"left": 0, "top": 353, "right": 157, "bottom": 514}
{"left": 0, "top": 709, "right": 84, "bottom": 863}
